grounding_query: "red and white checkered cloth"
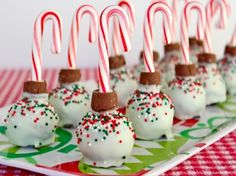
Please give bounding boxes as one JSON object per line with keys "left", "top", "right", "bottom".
{"left": 0, "top": 69, "right": 235, "bottom": 176}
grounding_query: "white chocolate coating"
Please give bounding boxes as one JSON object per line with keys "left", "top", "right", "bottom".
{"left": 218, "top": 55, "right": 236, "bottom": 95}
{"left": 167, "top": 77, "right": 206, "bottom": 120}
{"left": 198, "top": 63, "right": 226, "bottom": 105}
{"left": 159, "top": 51, "right": 181, "bottom": 91}
{"left": 126, "top": 85, "right": 174, "bottom": 140}
{"left": 77, "top": 110, "right": 135, "bottom": 167}
{"left": 110, "top": 67, "right": 138, "bottom": 107}
{"left": 5, "top": 93, "right": 59, "bottom": 148}
{"left": 49, "top": 83, "right": 90, "bottom": 128}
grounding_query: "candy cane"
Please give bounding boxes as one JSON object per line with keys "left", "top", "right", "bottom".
{"left": 180, "top": 1, "right": 206, "bottom": 63}
{"left": 32, "top": 11, "right": 62, "bottom": 81}
{"left": 204, "top": 0, "right": 228, "bottom": 53}
{"left": 98, "top": 6, "right": 131, "bottom": 93}
{"left": 68, "top": 5, "right": 98, "bottom": 69}
{"left": 143, "top": 2, "right": 173, "bottom": 72}
{"left": 152, "top": 0, "right": 178, "bottom": 42}
{"left": 112, "top": 0, "right": 135, "bottom": 56}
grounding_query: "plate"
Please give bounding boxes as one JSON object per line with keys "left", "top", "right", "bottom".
{"left": 0, "top": 96, "right": 235, "bottom": 176}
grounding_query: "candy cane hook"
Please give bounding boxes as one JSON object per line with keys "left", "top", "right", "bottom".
{"left": 204, "top": 0, "right": 228, "bottom": 53}
{"left": 32, "top": 10, "right": 62, "bottom": 81}
{"left": 98, "top": 6, "right": 131, "bottom": 93}
{"left": 112, "top": 0, "right": 135, "bottom": 56}
{"left": 180, "top": 1, "right": 206, "bottom": 63}
{"left": 143, "top": 2, "right": 173, "bottom": 72}
{"left": 68, "top": 5, "right": 98, "bottom": 69}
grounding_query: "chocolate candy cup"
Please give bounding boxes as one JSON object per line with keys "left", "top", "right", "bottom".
{"left": 91, "top": 90, "right": 118, "bottom": 112}
{"left": 189, "top": 37, "right": 204, "bottom": 47}
{"left": 109, "top": 55, "right": 126, "bottom": 69}
{"left": 164, "top": 42, "right": 180, "bottom": 54}
{"left": 224, "top": 45, "right": 236, "bottom": 57}
{"left": 139, "top": 71, "right": 161, "bottom": 85}
{"left": 198, "top": 53, "right": 216, "bottom": 63}
{"left": 23, "top": 81, "right": 48, "bottom": 94}
{"left": 175, "top": 64, "right": 197, "bottom": 77}
{"left": 59, "top": 69, "right": 81, "bottom": 84}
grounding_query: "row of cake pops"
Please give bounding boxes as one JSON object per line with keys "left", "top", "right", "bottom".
{"left": 4, "top": 0, "right": 236, "bottom": 168}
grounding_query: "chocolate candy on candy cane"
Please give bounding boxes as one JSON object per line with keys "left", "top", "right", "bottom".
{"left": 126, "top": 2, "right": 174, "bottom": 140}
{"left": 189, "top": 37, "right": 204, "bottom": 64}
{"left": 159, "top": 42, "right": 181, "bottom": 91}
{"left": 109, "top": 55, "right": 138, "bottom": 107}
{"left": 5, "top": 11, "right": 62, "bottom": 148}
{"left": 218, "top": 46, "right": 236, "bottom": 95}
{"left": 49, "top": 5, "right": 98, "bottom": 128}
{"left": 77, "top": 6, "right": 134, "bottom": 168}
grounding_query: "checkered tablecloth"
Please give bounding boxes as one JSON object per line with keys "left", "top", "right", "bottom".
{"left": 0, "top": 69, "right": 235, "bottom": 176}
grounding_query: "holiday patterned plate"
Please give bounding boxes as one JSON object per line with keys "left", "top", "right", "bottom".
{"left": 0, "top": 96, "right": 235, "bottom": 176}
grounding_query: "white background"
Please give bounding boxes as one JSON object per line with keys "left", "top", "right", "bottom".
{"left": 0, "top": 0, "right": 235, "bottom": 69}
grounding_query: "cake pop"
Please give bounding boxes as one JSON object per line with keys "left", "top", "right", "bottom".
{"left": 167, "top": 1, "right": 206, "bottom": 120}
{"left": 5, "top": 11, "right": 61, "bottom": 148}
{"left": 49, "top": 5, "right": 98, "bottom": 127}
{"left": 77, "top": 6, "right": 135, "bottom": 167}
{"left": 109, "top": 0, "right": 137, "bottom": 107}
{"left": 126, "top": 2, "right": 174, "bottom": 140}
{"left": 197, "top": 0, "right": 228, "bottom": 105}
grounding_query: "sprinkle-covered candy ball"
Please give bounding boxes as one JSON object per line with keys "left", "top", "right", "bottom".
{"left": 198, "top": 53, "right": 226, "bottom": 105}
{"left": 109, "top": 55, "right": 138, "bottom": 107}
{"left": 189, "top": 37, "right": 204, "bottom": 64}
{"left": 49, "top": 69, "right": 90, "bottom": 128}
{"left": 5, "top": 81, "right": 59, "bottom": 148}
{"left": 133, "top": 51, "right": 159, "bottom": 80}
{"left": 218, "top": 45, "right": 236, "bottom": 95}
{"left": 159, "top": 43, "right": 181, "bottom": 90}
{"left": 126, "top": 71, "right": 174, "bottom": 140}
{"left": 167, "top": 64, "right": 206, "bottom": 120}
{"left": 77, "top": 90, "right": 135, "bottom": 167}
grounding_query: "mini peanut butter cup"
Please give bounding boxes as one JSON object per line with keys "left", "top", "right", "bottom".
{"left": 140, "top": 50, "right": 159, "bottom": 62}
{"left": 198, "top": 53, "right": 216, "bottom": 63}
{"left": 139, "top": 71, "right": 161, "bottom": 85}
{"left": 189, "top": 37, "right": 204, "bottom": 47}
{"left": 59, "top": 69, "right": 81, "bottom": 84}
{"left": 91, "top": 90, "right": 118, "bottom": 112}
{"left": 164, "top": 42, "right": 180, "bottom": 53}
{"left": 175, "top": 64, "right": 197, "bottom": 77}
{"left": 109, "top": 55, "right": 126, "bottom": 69}
{"left": 23, "top": 81, "right": 48, "bottom": 94}
{"left": 224, "top": 45, "right": 236, "bottom": 56}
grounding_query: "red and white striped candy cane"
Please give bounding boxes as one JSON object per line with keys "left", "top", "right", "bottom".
{"left": 68, "top": 5, "right": 98, "bottom": 69}
{"left": 112, "top": 0, "right": 135, "bottom": 56}
{"left": 151, "top": 0, "right": 178, "bottom": 42}
{"left": 180, "top": 1, "right": 206, "bottom": 63}
{"left": 204, "top": 0, "right": 228, "bottom": 53}
{"left": 98, "top": 6, "right": 131, "bottom": 93}
{"left": 143, "top": 2, "right": 173, "bottom": 72}
{"left": 32, "top": 11, "right": 62, "bottom": 81}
